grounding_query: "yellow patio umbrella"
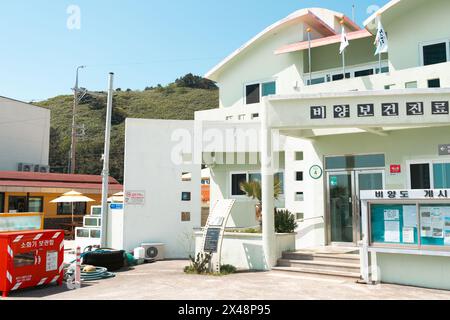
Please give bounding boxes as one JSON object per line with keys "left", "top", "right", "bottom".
{"left": 50, "top": 191, "right": 95, "bottom": 224}
{"left": 107, "top": 191, "right": 124, "bottom": 203}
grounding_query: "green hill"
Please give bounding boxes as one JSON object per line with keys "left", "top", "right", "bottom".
{"left": 37, "top": 75, "right": 219, "bottom": 183}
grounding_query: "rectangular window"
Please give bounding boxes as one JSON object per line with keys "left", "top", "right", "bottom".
{"left": 262, "top": 81, "right": 276, "bottom": 96}
{"left": 332, "top": 73, "right": 350, "bottom": 81}
{"left": 296, "top": 172, "right": 304, "bottom": 181}
{"left": 296, "top": 213, "right": 305, "bottom": 220}
{"left": 410, "top": 163, "right": 431, "bottom": 189}
{"left": 28, "top": 197, "right": 43, "bottom": 213}
{"left": 433, "top": 163, "right": 450, "bottom": 189}
{"left": 423, "top": 42, "right": 447, "bottom": 66}
{"left": 307, "top": 77, "right": 326, "bottom": 85}
{"left": 225, "top": 116, "right": 233, "bottom": 121}
{"left": 405, "top": 81, "right": 418, "bottom": 89}
{"left": 245, "top": 84, "right": 260, "bottom": 104}
{"left": 251, "top": 113, "right": 260, "bottom": 119}
{"left": 275, "top": 172, "right": 285, "bottom": 195}
{"left": 295, "top": 152, "right": 304, "bottom": 161}
{"left": 181, "top": 192, "right": 192, "bottom": 201}
{"left": 57, "top": 202, "right": 87, "bottom": 216}
{"left": 354, "top": 69, "right": 374, "bottom": 78}
{"left": 249, "top": 173, "right": 261, "bottom": 183}
{"left": 238, "top": 114, "right": 246, "bottom": 120}
{"left": 182, "top": 172, "right": 192, "bottom": 182}
{"left": 181, "top": 212, "right": 191, "bottom": 222}
{"left": 231, "top": 173, "right": 247, "bottom": 196}
{"left": 0, "top": 193, "right": 4, "bottom": 213}
{"left": 295, "top": 192, "right": 304, "bottom": 202}
{"left": 8, "top": 196, "right": 27, "bottom": 213}
{"left": 428, "top": 78, "right": 441, "bottom": 88}
{"left": 325, "top": 154, "right": 385, "bottom": 170}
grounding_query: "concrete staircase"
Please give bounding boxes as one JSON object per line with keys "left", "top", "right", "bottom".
{"left": 273, "top": 247, "right": 361, "bottom": 279}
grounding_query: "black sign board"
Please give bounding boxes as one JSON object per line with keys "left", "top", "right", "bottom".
{"left": 204, "top": 228, "right": 221, "bottom": 253}
{"left": 439, "top": 144, "right": 450, "bottom": 156}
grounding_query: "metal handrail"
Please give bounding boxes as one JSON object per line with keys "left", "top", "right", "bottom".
{"left": 297, "top": 215, "right": 324, "bottom": 223}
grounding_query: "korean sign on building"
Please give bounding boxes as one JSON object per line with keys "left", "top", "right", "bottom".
{"left": 311, "top": 101, "right": 449, "bottom": 120}
{"left": 361, "top": 189, "right": 450, "bottom": 200}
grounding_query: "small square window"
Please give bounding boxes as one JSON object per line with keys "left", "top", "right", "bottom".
{"left": 182, "top": 192, "right": 191, "bottom": 201}
{"left": 296, "top": 172, "right": 304, "bottom": 181}
{"left": 296, "top": 213, "right": 304, "bottom": 220}
{"left": 428, "top": 78, "right": 441, "bottom": 88}
{"left": 251, "top": 113, "right": 260, "bottom": 119}
{"left": 238, "top": 114, "right": 246, "bottom": 120}
{"left": 262, "top": 81, "right": 276, "bottom": 96}
{"left": 295, "top": 192, "right": 304, "bottom": 202}
{"left": 182, "top": 172, "right": 191, "bottom": 182}
{"left": 295, "top": 152, "right": 304, "bottom": 161}
{"left": 225, "top": 116, "right": 233, "bottom": 121}
{"left": 181, "top": 212, "right": 191, "bottom": 222}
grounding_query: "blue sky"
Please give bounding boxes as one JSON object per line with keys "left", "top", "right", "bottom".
{"left": 0, "top": 0, "right": 389, "bottom": 102}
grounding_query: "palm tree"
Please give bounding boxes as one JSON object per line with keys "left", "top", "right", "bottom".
{"left": 240, "top": 176, "right": 282, "bottom": 227}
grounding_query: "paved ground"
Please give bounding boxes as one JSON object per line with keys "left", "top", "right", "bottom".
{"left": 4, "top": 260, "right": 450, "bottom": 300}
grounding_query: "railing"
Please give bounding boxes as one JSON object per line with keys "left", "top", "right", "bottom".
{"left": 297, "top": 215, "right": 324, "bottom": 223}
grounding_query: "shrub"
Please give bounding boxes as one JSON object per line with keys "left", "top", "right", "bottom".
{"left": 184, "top": 252, "right": 212, "bottom": 274}
{"left": 220, "top": 265, "right": 237, "bottom": 275}
{"left": 275, "top": 209, "right": 298, "bottom": 234}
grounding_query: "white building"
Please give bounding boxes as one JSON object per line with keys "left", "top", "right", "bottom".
{"left": 0, "top": 96, "right": 50, "bottom": 171}
{"left": 123, "top": 0, "right": 450, "bottom": 289}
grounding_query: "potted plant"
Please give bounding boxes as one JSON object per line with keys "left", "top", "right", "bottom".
{"left": 240, "top": 177, "right": 282, "bottom": 228}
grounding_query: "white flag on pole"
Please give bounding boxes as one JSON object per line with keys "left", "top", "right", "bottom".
{"left": 339, "top": 26, "right": 349, "bottom": 54}
{"left": 375, "top": 19, "right": 388, "bottom": 55}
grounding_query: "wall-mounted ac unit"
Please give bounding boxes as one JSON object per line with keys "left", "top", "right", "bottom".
{"left": 37, "top": 165, "right": 50, "bottom": 173}
{"left": 141, "top": 243, "right": 165, "bottom": 261}
{"left": 18, "top": 163, "right": 34, "bottom": 172}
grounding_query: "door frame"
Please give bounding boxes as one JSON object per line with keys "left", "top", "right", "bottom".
{"left": 326, "top": 169, "right": 385, "bottom": 246}
{"left": 326, "top": 171, "right": 355, "bottom": 246}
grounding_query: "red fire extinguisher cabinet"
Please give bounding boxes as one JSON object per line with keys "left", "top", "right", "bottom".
{"left": 0, "top": 230, "right": 64, "bottom": 297}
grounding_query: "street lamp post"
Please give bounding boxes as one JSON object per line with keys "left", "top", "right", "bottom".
{"left": 70, "top": 65, "right": 86, "bottom": 174}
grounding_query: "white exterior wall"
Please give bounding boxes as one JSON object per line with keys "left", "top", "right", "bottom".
{"left": 123, "top": 119, "right": 201, "bottom": 258}
{"left": 217, "top": 22, "right": 304, "bottom": 109}
{"left": 386, "top": 0, "right": 450, "bottom": 72}
{"left": 0, "top": 97, "right": 50, "bottom": 170}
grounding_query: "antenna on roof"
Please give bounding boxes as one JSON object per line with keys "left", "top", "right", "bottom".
{"left": 352, "top": 4, "right": 356, "bottom": 22}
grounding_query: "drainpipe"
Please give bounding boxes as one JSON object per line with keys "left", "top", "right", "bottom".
{"left": 261, "top": 101, "right": 276, "bottom": 270}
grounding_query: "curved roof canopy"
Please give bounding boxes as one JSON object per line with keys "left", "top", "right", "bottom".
{"left": 205, "top": 8, "right": 359, "bottom": 81}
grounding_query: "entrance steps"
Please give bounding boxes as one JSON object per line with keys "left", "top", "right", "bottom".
{"left": 273, "top": 248, "right": 361, "bottom": 279}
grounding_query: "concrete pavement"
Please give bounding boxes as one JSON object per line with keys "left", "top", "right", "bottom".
{"left": 5, "top": 260, "right": 450, "bottom": 300}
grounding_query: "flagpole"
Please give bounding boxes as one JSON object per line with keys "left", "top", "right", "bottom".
{"left": 377, "top": 14, "right": 382, "bottom": 74}
{"left": 307, "top": 27, "right": 312, "bottom": 85}
{"left": 340, "top": 20, "right": 346, "bottom": 78}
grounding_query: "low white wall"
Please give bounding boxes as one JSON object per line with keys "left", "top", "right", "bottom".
{"left": 195, "top": 231, "right": 296, "bottom": 270}
{"left": 375, "top": 253, "right": 450, "bottom": 291}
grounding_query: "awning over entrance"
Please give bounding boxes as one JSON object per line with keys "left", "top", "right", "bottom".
{"left": 266, "top": 88, "right": 450, "bottom": 138}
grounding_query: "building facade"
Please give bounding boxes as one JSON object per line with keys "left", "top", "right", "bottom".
{"left": 0, "top": 97, "right": 50, "bottom": 171}
{"left": 197, "top": 0, "right": 450, "bottom": 250}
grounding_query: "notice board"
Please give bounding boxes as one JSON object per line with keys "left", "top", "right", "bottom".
{"left": 371, "top": 204, "right": 419, "bottom": 245}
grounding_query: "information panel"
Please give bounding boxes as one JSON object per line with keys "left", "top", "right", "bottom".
{"left": 371, "top": 204, "right": 418, "bottom": 245}
{"left": 419, "top": 204, "right": 450, "bottom": 246}
{"left": 204, "top": 228, "right": 221, "bottom": 253}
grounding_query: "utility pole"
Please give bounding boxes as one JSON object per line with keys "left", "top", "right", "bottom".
{"left": 70, "top": 65, "right": 86, "bottom": 174}
{"left": 100, "top": 72, "right": 114, "bottom": 247}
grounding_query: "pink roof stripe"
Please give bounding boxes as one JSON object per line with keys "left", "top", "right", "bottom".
{"left": 275, "top": 29, "right": 372, "bottom": 55}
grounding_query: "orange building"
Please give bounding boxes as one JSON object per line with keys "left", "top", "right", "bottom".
{"left": 0, "top": 171, "right": 122, "bottom": 229}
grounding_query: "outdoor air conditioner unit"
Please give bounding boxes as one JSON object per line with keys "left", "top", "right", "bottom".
{"left": 18, "top": 163, "right": 34, "bottom": 172}
{"left": 141, "top": 243, "right": 165, "bottom": 261}
{"left": 37, "top": 165, "right": 50, "bottom": 173}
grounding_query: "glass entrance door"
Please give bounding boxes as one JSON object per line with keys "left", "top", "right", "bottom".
{"left": 327, "top": 170, "right": 384, "bottom": 245}
{"left": 328, "top": 172, "right": 354, "bottom": 243}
